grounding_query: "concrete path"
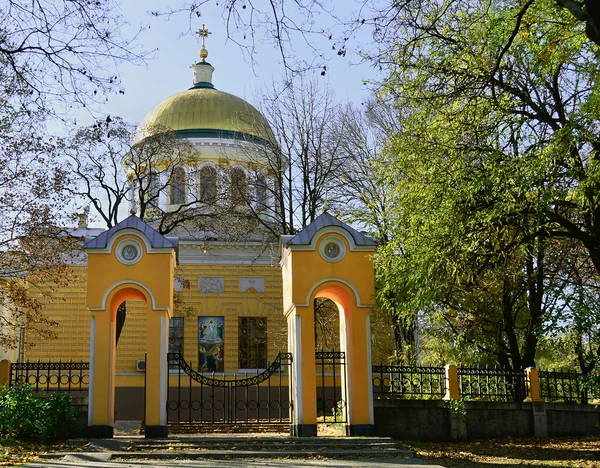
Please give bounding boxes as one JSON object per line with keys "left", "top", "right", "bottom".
{"left": 24, "top": 459, "right": 445, "bottom": 467}
{"left": 21, "top": 430, "right": 447, "bottom": 468}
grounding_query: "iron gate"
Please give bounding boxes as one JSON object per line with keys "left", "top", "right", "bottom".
{"left": 315, "top": 351, "right": 347, "bottom": 424}
{"left": 166, "top": 352, "right": 293, "bottom": 424}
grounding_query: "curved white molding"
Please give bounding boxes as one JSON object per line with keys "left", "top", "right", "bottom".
{"left": 198, "top": 161, "right": 219, "bottom": 170}
{"left": 229, "top": 163, "right": 250, "bottom": 177}
{"left": 88, "top": 279, "right": 169, "bottom": 311}
{"left": 286, "top": 226, "right": 374, "bottom": 253}
{"left": 97, "top": 228, "right": 175, "bottom": 256}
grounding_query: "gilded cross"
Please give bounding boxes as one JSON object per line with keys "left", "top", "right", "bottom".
{"left": 197, "top": 24, "right": 211, "bottom": 49}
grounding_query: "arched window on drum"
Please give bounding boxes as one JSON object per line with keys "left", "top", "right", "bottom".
{"left": 170, "top": 166, "right": 187, "bottom": 204}
{"left": 199, "top": 165, "right": 218, "bottom": 204}
{"left": 147, "top": 171, "right": 160, "bottom": 208}
{"left": 255, "top": 173, "right": 267, "bottom": 211}
{"left": 230, "top": 167, "right": 248, "bottom": 205}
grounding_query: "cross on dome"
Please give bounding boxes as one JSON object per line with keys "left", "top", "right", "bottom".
{"left": 196, "top": 24, "right": 212, "bottom": 61}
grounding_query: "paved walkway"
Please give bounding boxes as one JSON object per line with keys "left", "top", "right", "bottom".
{"left": 21, "top": 428, "right": 446, "bottom": 468}
{"left": 24, "top": 459, "right": 445, "bottom": 467}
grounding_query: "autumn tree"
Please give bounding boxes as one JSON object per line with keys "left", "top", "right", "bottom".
{"left": 65, "top": 117, "right": 266, "bottom": 239}
{"left": 0, "top": 0, "right": 146, "bottom": 115}
{"left": 234, "top": 75, "right": 349, "bottom": 236}
{"left": 0, "top": 0, "right": 146, "bottom": 351}
{"left": 0, "top": 107, "right": 77, "bottom": 350}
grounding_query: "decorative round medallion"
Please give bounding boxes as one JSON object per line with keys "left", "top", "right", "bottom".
{"left": 319, "top": 236, "right": 346, "bottom": 263}
{"left": 324, "top": 242, "right": 340, "bottom": 259}
{"left": 122, "top": 244, "right": 138, "bottom": 261}
{"left": 115, "top": 238, "right": 143, "bottom": 265}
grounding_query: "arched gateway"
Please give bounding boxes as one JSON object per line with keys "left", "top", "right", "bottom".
{"left": 84, "top": 212, "right": 376, "bottom": 438}
{"left": 84, "top": 215, "right": 177, "bottom": 438}
{"left": 281, "top": 212, "right": 377, "bottom": 436}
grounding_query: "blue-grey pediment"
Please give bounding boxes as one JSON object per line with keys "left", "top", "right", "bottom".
{"left": 283, "top": 212, "right": 376, "bottom": 247}
{"left": 83, "top": 215, "right": 178, "bottom": 250}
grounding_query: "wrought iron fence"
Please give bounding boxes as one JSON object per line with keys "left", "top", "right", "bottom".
{"left": 372, "top": 364, "right": 446, "bottom": 399}
{"left": 539, "top": 370, "right": 587, "bottom": 404}
{"left": 457, "top": 366, "right": 528, "bottom": 402}
{"left": 9, "top": 360, "right": 90, "bottom": 393}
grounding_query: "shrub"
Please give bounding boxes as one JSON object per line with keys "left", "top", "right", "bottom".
{"left": 0, "top": 383, "right": 82, "bottom": 441}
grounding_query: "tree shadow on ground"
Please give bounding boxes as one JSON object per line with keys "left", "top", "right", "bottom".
{"left": 407, "top": 435, "right": 600, "bottom": 468}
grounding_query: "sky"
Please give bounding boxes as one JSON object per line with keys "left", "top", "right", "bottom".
{"left": 92, "top": 0, "right": 378, "bottom": 127}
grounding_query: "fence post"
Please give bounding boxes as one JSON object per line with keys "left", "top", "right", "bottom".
{"left": 525, "top": 367, "right": 548, "bottom": 437}
{"left": 0, "top": 361, "right": 11, "bottom": 387}
{"left": 444, "top": 364, "right": 466, "bottom": 440}
{"left": 443, "top": 364, "right": 460, "bottom": 400}
{"left": 524, "top": 367, "right": 543, "bottom": 402}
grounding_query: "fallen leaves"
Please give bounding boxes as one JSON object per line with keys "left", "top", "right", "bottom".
{"left": 404, "top": 435, "right": 600, "bottom": 467}
{"left": 0, "top": 438, "right": 63, "bottom": 466}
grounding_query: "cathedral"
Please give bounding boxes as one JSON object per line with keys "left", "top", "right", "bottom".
{"left": 4, "top": 29, "right": 290, "bottom": 419}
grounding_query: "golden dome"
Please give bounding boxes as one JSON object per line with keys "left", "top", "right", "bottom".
{"left": 134, "top": 86, "right": 274, "bottom": 145}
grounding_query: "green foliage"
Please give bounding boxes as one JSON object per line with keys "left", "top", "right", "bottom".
{"left": 580, "top": 361, "right": 600, "bottom": 401}
{"left": 0, "top": 384, "right": 83, "bottom": 442}
{"left": 372, "top": 0, "right": 600, "bottom": 370}
{"left": 445, "top": 399, "right": 467, "bottom": 421}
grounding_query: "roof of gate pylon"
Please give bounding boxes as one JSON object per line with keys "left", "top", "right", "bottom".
{"left": 283, "top": 212, "right": 377, "bottom": 247}
{"left": 83, "top": 215, "right": 178, "bottom": 250}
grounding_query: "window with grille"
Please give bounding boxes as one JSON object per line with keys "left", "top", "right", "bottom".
{"left": 170, "top": 166, "right": 186, "bottom": 204}
{"left": 199, "top": 165, "right": 217, "bottom": 204}
{"left": 238, "top": 317, "right": 267, "bottom": 369}
{"left": 168, "top": 317, "right": 184, "bottom": 369}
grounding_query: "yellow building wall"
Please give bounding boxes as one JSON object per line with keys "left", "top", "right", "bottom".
{"left": 26, "top": 266, "right": 90, "bottom": 362}
{"left": 23, "top": 262, "right": 287, "bottom": 377}
{"left": 170, "top": 264, "right": 286, "bottom": 374}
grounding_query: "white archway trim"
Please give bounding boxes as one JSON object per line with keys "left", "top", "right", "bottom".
{"left": 286, "top": 226, "right": 375, "bottom": 253}
{"left": 294, "top": 314, "right": 303, "bottom": 426}
{"left": 366, "top": 314, "right": 374, "bottom": 424}
{"left": 92, "top": 228, "right": 176, "bottom": 256}
{"left": 88, "top": 279, "right": 170, "bottom": 311}
{"left": 159, "top": 313, "right": 168, "bottom": 425}
{"left": 198, "top": 161, "right": 219, "bottom": 169}
{"left": 338, "top": 305, "right": 351, "bottom": 426}
{"left": 299, "top": 277, "right": 370, "bottom": 308}
{"left": 228, "top": 163, "right": 250, "bottom": 176}
{"left": 87, "top": 315, "right": 96, "bottom": 427}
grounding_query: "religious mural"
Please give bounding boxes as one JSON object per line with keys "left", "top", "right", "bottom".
{"left": 198, "top": 316, "right": 224, "bottom": 372}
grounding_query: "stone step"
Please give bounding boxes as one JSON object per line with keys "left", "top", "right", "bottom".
{"left": 134, "top": 442, "right": 400, "bottom": 451}
{"left": 131, "top": 436, "right": 398, "bottom": 442}
{"left": 53, "top": 436, "right": 416, "bottom": 461}
{"left": 168, "top": 422, "right": 289, "bottom": 434}
{"left": 137, "top": 435, "right": 395, "bottom": 445}
{"left": 41, "top": 447, "right": 416, "bottom": 462}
